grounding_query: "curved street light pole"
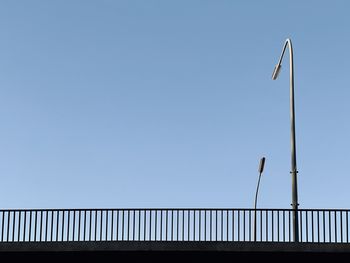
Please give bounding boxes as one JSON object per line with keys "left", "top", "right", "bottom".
{"left": 271, "top": 38, "right": 299, "bottom": 242}
{"left": 254, "top": 157, "right": 265, "bottom": 241}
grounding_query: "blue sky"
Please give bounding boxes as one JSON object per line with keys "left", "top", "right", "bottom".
{"left": 0, "top": 1, "right": 349, "bottom": 209}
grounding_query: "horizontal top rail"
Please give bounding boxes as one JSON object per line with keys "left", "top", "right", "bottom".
{"left": 1, "top": 208, "right": 350, "bottom": 212}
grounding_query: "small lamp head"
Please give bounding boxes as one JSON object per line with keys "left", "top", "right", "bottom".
{"left": 258, "top": 157, "right": 266, "bottom": 174}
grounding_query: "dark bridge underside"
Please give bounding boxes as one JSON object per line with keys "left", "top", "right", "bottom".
{"left": 2, "top": 241, "right": 350, "bottom": 253}
{"left": 1, "top": 242, "right": 350, "bottom": 261}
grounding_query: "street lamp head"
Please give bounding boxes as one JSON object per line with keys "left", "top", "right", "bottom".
{"left": 258, "top": 157, "right": 266, "bottom": 174}
{"left": 271, "top": 64, "right": 282, "bottom": 80}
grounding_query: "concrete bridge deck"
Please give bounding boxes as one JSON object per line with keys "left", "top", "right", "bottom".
{"left": 1, "top": 241, "right": 350, "bottom": 261}
{"left": 1, "top": 241, "right": 350, "bottom": 253}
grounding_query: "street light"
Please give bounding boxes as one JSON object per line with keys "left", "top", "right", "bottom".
{"left": 271, "top": 38, "right": 299, "bottom": 242}
{"left": 254, "top": 157, "right": 265, "bottom": 241}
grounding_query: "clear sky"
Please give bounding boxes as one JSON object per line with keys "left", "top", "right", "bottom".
{"left": 0, "top": 1, "right": 349, "bottom": 209}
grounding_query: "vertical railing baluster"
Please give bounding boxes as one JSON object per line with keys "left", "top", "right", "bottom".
{"left": 247, "top": 210, "right": 250, "bottom": 242}
{"left": 67, "top": 211, "right": 70, "bottom": 242}
{"left": 12, "top": 211, "right": 16, "bottom": 242}
{"left": 15, "top": 211, "right": 18, "bottom": 242}
{"left": 116, "top": 210, "right": 119, "bottom": 241}
{"left": 25, "top": 210, "right": 28, "bottom": 242}
{"left": 50, "top": 211, "right": 53, "bottom": 242}
{"left": 4, "top": 211, "right": 8, "bottom": 242}
{"left": 73, "top": 211, "right": 76, "bottom": 241}
{"left": 271, "top": 210, "right": 274, "bottom": 242}
{"left": 177, "top": 210, "right": 179, "bottom": 241}
{"left": 277, "top": 210, "right": 280, "bottom": 242}
{"left": 311, "top": 210, "right": 314, "bottom": 242}
{"left": 78, "top": 210, "right": 81, "bottom": 242}
{"left": 288, "top": 210, "right": 291, "bottom": 242}
{"left": 155, "top": 210, "right": 157, "bottom": 241}
{"left": 335, "top": 210, "right": 338, "bottom": 243}
{"left": 7, "top": 211, "right": 14, "bottom": 241}
{"left": 1, "top": 211, "right": 4, "bottom": 242}
{"left": 84, "top": 210, "right": 87, "bottom": 241}
{"left": 323, "top": 210, "right": 326, "bottom": 243}
{"left": 132, "top": 210, "right": 135, "bottom": 241}
{"left": 165, "top": 209, "right": 169, "bottom": 241}
{"left": 260, "top": 210, "right": 262, "bottom": 242}
{"left": 111, "top": 210, "right": 113, "bottom": 241}
{"left": 19, "top": 211, "right": 23, "bottom": 242}
{"left": 24, "top": 211, "right": 28, "bottom": 242}
{"left": 10, "top": 211, "right": 14, "bottom": 242}
{"left": 183, "top": 210, "right": 186, "bottom": 241}
{"left": 56, "top": 211, "right": 60, "bottom": 242}
{"left": 1, "top": 211, "right": 3, "bottom": 242}
{"left": 95, "top": 210, "right": 98, "bottom": 241}
{"left": 186, "top": 210, "right": 189, "bottom": 241}
{"left": 150, "top": 210, "right": 156, "bottom": 241}
{"left": 9, "top": 211, "right": 12, "bottom": 242}
{"left": 61, "top": 211, "right": 65, "bottom": 242}
{"left": 167, "top": 210, "right": 173, "bottom": 241}
{"left": 100, "top": 210, "right": 103, "bottom": 241}
{"left": 7, "top": 211, "right": 10, "bottom": 242}
{"left": 347, "top": 211, "right": 349, "bottom": 243}
{"left": 39, "top": 211, "right": 43, "bottom": 242}
{"left": 193, "top": 209, "right": 196, "bottom": 241}
{"left": 317, "top": 210, "right": 320, "bottom": 243}
{"left": 312, "top": 211, "right": 314, "bottom": 242}
{"left": 171, "top": 210, "right": 174, "bottom": 241}
{"left": 105, "top": 210, "right": 108, "bottom": 241}
{"left": 237, "top": 209, "right": 241, "bottom": 241}
{"left": 210, "top": 210, "right": 212, "bottom": 241}
{"left": 18, "top": 211, "right": 21, "bottom": 242}
{"left": 227, "top": 210, "right": 229, "bottom": 241}
{"left": 204, "top": 210, "right": 207, "bottom": 241}
{"left": 90, "top": 210, "right": 92, "bottom": 241}
{"left": 187, "top": 210, "right": 190, "bottom": 241}
{"left": 222, "top": 210, "right": 224, "bottom": 242}
{"left": 266, "top": 210, "right": 269, "bottom": 242}
{"left": 232, "top": 210, "right": 235, "bottom": 242}
{"left": 143, "top": 210, "right": 146, "bottom": 241}
{"left": 198, "top": 209, "right": 202, "bottom": 241}
{"left": 8, "top": 211, "right": 11, "bottom": 242}
{"left": 138, "top": 210, "right": 141, "bottom": 241}
{"left": 149, "top": 210, "right": 152, "bottom": 241}
{"left": 329, "top": 211, "right": 331, "bottom": 242}
{"left": 145, "top": 210, "right": 151, "bottom": 241}
{"left": 215, "top": 210, "right": 219, "bottom": 242}
{"left": 341, "top": 211, "right": 343, "bottom": 243}
{"left": 116, "top": 209, "right": 121, "bottom": 241}
{"left": 299, "top": 210, "right": 301, "bottom": 242}
{"left": 29, "top": 211, "right": 32, "bottom": 242}
{"left": 283, "top": 210, "right": 285, "bottom": 242}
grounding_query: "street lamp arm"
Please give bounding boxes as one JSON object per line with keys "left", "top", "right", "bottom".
{"left": 272, "top": 39, "right": 293, "bottom": 80}
{"left": 276, "top": 38, "right": 293, "bottom": 67}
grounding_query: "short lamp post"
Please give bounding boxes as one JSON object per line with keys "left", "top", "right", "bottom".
{"left": 254, "top": 157, "right": 265, "bottom": 242}
{"left": 271, "top": 38, "right": 299, "bottom": 243}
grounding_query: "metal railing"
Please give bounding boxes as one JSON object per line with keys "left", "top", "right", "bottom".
{"left": 0, "top": 208, "right": 349, "bottom": 243}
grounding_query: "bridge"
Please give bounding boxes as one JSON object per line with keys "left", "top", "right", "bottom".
{"left": 1, "top": 208, "right": 350, "bottom": 260}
